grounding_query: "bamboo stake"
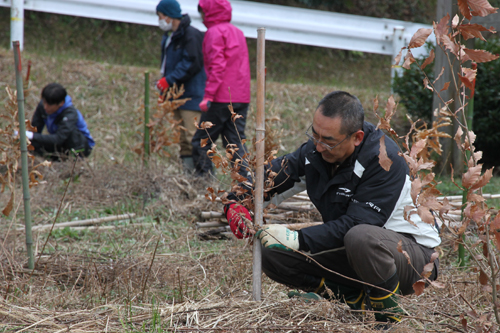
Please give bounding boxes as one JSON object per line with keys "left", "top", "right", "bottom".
{"left": 19, "top": 213, "right": 136, "bottom": 231}
{"left": 253, "top": 27, "right": 266, "bottom": 302}
{"left": 144, "top": 71, "right": 150, "bottom": 162}
{"left": 13, "top": 41, "right": 34, "bottom": 270}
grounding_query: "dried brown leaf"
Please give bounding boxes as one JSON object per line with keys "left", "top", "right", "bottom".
{"left": 2, "top": 192, "right": 14, "bottom": 216}
{"left": 462, "top": 164, "right": 483, "bottom": 188}
{"left": 378, "top": 136, "right": 393, "bottom": 171}
{"left": 452, "top": 14, "right": 460, "bottom": 28}
{"left": 471, "top": 167, "right": 493, "bottom": 191}
{"left": 393, "top": 48, "right": 404, "bottom": 67}
{"left": 454, "top": 127, "right": 463, "bottom": 150}
{"left": 200, "top": 138, "right": 209, "bottom": 148}
{"left": 397, "top": 240, "right": 403, "bottom": 253}
{"left": 421, "top": 262, "right": 435, "bottom": 278}
{"left": 463, "top": 48, "right": 500, "bottom": 63}
{"left": 433, "top": 66, "right": 446, "bottom": 84}
{"left": 469, "top": 0, "right": 498, "bottom": 17}
{"left": 408, "top": 28, "right": 433, "bottom": 49}
{"left": 402, "top": 51, "right": 416, "bottom": 69}
{"left": 418, "top": 206, "right": 435, "bottom": 224}
{"left": 440, "top": 81, "right": 450, "bottom": 92}
{"left": 442, "top": 35, "right": 460, "bottom": 55}
{"left": 459, "top": 23, "right": 495, "bottom": 41}
{"left": 410, "top": 139, "right": 427, "bottom": 158}
{"left": 479, "top": 270, "right": 489, "bottom": 285}
{"left": 458, "top": 0, "right": 472, "bottom": 19}
{"left": 434, "top": 14, "right": 450, "bottom": 46}
{"left": 413, "top": 280, "right": 426, "bottom": 296}
{"left": 411, "top": 178, "right": 422, "bottom": 204}
{"left": 420, "top": 49, "right": 435, "bottom": 70}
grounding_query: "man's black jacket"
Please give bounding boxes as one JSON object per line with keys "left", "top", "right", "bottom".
{"left": 233, "top": 121, "right": 441, "bottom": 254}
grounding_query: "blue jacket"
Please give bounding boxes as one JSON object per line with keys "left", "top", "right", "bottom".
{"left": 32, "top": 95, "right": 95, "bottom": 152}
{"left": 161, "top": 14, "right": 206, "bottom": 111}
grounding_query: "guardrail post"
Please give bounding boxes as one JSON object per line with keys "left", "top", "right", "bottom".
{"left": 391, "top": 26, "right": 405, "bottom": 90}
{"left": 11, "top": 0, "right": 24, "bottom": 50}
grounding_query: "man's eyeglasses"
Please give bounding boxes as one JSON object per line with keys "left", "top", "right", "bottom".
{"left": 305, "top": 124, "right": 350, "bottom": 151}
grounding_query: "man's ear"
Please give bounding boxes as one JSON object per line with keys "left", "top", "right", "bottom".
{"left": 353, "top": 130, "right": 364, "bottom": 146}
{"left": 58, "top": 101, "right": 65, "bottom": 108}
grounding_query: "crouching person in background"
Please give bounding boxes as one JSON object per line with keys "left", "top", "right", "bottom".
{"left": 223, "top": 91, "right": 441, "bottom": 327}
{"left": 28, "top": 83, "right": 95, "bottom": 159}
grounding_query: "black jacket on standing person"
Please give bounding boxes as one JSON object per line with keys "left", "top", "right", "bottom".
{"left": 160, "top": 14, "right": 206, "bottom": 111}
{"left": 31, "top": 101, "right": 92, "bottom": 157}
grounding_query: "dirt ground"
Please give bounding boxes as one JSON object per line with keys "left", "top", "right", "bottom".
{"left": 0, "top": 48, "right": 496, "bottom": 332}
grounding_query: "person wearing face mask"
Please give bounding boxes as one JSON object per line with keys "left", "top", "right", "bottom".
{"left": 156, "top": 0, "right": 206, "bottom": 172}
{"left": 191, "top": 0, "right": 251, "bottom": 177}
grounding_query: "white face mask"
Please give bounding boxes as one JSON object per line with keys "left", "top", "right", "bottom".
{"left": 159, "top": 18, "right": 172, "bottom": 31}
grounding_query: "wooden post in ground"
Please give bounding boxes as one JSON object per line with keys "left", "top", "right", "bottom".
{"left": 144, "top": 71, "right": 150, "bottom": 163}
{"left": 13, "top": 41, "right": 33, "bottom": 269}
{"left": 253, "top": 28, "right": 266, "bottom": 302}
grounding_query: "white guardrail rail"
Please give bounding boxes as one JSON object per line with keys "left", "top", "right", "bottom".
{"left": 3, "top": 0, "right": 433, "bottom": 67}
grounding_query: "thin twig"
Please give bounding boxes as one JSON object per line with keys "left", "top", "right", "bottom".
{"left": 141, "top": 236, "right": 160, "bottom": 299}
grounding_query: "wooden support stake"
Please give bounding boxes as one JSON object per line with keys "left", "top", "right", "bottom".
{"left": 253, "top": 28, "right": 266, "bottom": 302}
{"left": 20, "top": 213, "right": 136, "bottom": 231}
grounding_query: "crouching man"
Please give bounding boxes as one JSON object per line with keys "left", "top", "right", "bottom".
{"left": 224, "top": 91, "right": 440, "bottom": 325}
{"left": 28, "top": 83, "right": 95, "bottom": 159}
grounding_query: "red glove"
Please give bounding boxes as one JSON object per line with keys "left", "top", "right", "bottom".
{"left": 156, "top": 77, "right": 169, "bottom": 92}
{"left": 224, "top": 203, "right": 252, "bottom": 239}
{"left": 199, "top": 98, "right": 212, "bottom": 112}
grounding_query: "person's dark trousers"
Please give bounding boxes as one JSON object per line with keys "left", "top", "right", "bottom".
{"left": 31, "top": 141, "right": 92, "bottom": 160}
{"left": 191, "top": 102, "right": 249, "bottom": 176}
{"left": 261, "top": 224, "right": 438, "bottom": 296}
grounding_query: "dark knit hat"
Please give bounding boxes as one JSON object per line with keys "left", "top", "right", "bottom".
{"left": 156, "top": 0, "right": 182, "bottom": 19}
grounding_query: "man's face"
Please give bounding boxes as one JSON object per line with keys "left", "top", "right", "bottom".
{"left": 310, "top": 108, "right": 364, "bottom": 164}
{"left": 42, "top": 99, "right": 64, "bottom": 115}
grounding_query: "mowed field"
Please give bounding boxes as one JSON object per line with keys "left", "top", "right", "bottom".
{"left": 0, "top": 21, "right": 494, "bottom": 332}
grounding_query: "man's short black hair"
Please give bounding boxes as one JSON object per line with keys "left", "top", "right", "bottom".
{"left": 41, "top": 83, "right": 67, "bottom": 105}
{"left": 317, "top": 91, "right": 364, "bottom": 135}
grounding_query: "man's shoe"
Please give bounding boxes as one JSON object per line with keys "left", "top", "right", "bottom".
{"left": 287, "top": 291, "right": 323, "bottom": 302}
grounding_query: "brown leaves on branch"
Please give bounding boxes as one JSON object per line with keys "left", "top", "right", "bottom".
{"left": 134, "top": 84, "right": 189, "bottom": 157}
{"left": 458, "top": 0, "right": 497, "bottom": 20}
{"left": 202, "top": 103, "right": 282, "bottom": 219}
{"left": 458, "top": 24, "right": 496, "bottom": 41}
{"left": 1, "top": 86, "right": 49, "bottom": 216}
{"left": 463, "top": 48, "right": 499, "bottom": 63}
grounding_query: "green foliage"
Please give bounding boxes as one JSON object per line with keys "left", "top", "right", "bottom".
{"left": 392, "top": 38, "right": 500, "bottom": 166}
{"left": 51, "top": 227, "right": 83, "bottom": 241}
{"left": 472, "top": 38, "right": 500, "bottom": 167}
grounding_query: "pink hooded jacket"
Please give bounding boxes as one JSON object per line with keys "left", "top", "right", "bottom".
{"left": 199, "top": 0, "right": 251, "bottom": 103}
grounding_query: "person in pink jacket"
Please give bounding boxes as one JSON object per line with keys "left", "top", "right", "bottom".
{"left": 191, "top": 0, "right": 251, "bottom": 177}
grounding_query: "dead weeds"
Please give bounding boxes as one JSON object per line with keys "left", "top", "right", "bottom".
{"left": 0, "top": 47, "right": 495, "bottom": 332}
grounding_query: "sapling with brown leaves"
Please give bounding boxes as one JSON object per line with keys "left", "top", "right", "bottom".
{"left": 134, "top": 84, "right": 189, "bottom": 158}
{"left": 1, "top": 87, "right": 51, "bottom": 216}
{"left": 389, "top": 0, "right": 500, "bottom": 327}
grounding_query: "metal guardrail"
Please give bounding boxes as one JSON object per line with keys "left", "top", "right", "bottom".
{"left": 2, "top": 0, "right": 432, "bottom": 60}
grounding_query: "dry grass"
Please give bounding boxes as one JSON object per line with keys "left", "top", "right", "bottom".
{"left": 0, "top": 47, "right": 496, "bottom": 332}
